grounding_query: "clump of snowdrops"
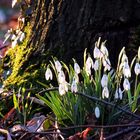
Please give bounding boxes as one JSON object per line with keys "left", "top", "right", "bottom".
{"left": 38, "top": 37, "right": 140, "bottom": 126}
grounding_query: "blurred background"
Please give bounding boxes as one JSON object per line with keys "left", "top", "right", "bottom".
{"left": 0, "top": 0, "right": 19, "bottom": 40}
{"left": 0, "top": 0, "right": 19, "bottom": 56}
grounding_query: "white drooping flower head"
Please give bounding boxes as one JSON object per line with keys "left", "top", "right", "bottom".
{"left": 11, "top": 39, "right": 18, "bottom": 48}
{"left": 95, "top": 106, "right": 100, "bottom": 118}
{"left": 71, "top": 79, "right": 78, "bottom": 93}
{"left": 119, "top": 87, "right": 123, "bottom": 100}
{"left": 19, "top": 32, "right": 25, "bottom": 42}
{"left": 102, "top": 86, "right": 109, "bottom": 98}
{"left": 102, "top": 57, "right": 111, "bottom": 71}
{"left": 100, "top": 43, "right": 109, "bottom": 58}
{"left": 101, "top": 74, "right": 108, "bottom": 88}
{"left": 93, "top": 46, "right": 101, "bottom": 59}
{"left": 121, "top": 53, "right": 128, "bottom": 64}
{"left": 12, "top": 0, "right": 21, "bottom": 8}
{"left": 134, "top": 63, "right": 140, "bottom": 75}
{"left": 55, "top": 60, "right": 62, "bottom": 73}
{"left": 115, "top": 89, "right": 119, "bottom": 99}
{"left": 59, "top": 83, "right": 66, "bottom": 96}
{"left": 58, "top": 70, "right": 65, "bottom": 83}
{"left": 12, "top": 0, "right": 18, "bottom": 8}
{"left": 3, "top": 28, "right": 13, "bottom": 44}
{"left": 86, "top": 56, "right": 94, "bottom": 69}
{"left": 74, "top": 62, "right": 80, "bottom": 74}
{"left": 74, "top": 73, "right": 79, "bottom": 83}
{"left": 123, "top": 61, "right": 131, "bottom": 78}
{"left": 93, "top": 59, "right": 99, "bottom": 71}
{"left": 115, "top": 87, "right": 123, "bottom": 100}
{"left": 11, "top": 34, "right": 16, "bottom": 41}
{"left": 85, "top": 55, "right": 94, "bottom": 75}
{"left": 45, "top": 67, "right": 53, "bottom": 80}
{"left": 85, "top": 67, "right": 91, "bottom": 76}
{"left": 123, "top": 78, "right": 130, "bottom": 91}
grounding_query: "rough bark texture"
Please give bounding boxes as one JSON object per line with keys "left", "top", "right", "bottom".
{"left": 27, "top": 0, "right": 140, "bottom": 66}
{"left": 4, "top": 0, "right": 140, "bottom": 86}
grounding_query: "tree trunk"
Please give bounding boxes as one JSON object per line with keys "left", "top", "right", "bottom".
{"left": 4, "top": 0, "right": 140, "bottom": 86}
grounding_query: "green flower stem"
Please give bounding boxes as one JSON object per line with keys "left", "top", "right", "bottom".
{"left": 132, "top": 76, "right": 140, "bottom": 112}
{"left": 127, "top": 90, "right": 132, "bottom": 109}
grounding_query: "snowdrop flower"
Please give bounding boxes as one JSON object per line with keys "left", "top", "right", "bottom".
{"left": 12, "top": 0, "right": 18, "bottom": 8}
{"left": 74, "top": 73, "right": 79, "bottom": 83}
{"left": 19, "top": 32, "right": 25, "bottom": 42}
{"left": 11, "top": 39, "right": 18, "bottom": 48}
{"left": 16, "top": 31, "right": 22, "bottom": 40}
{"left": 55, "top": 60, "right": 62, "bottom": 73}
{"left": 115, "top": 89, "right": 119, "bottom": 99}
{"left": 59, "top": 82, "right": 68, "bottom": 96}
{"left": 71, "top": 79, "right": 78, "bottom": 93}
{"left": 74, "top": 62, "right": 80, "bottom": 74}
{"left": 86, "top": 56, "right": 94, "bottom": 69}
{"left": 134, "top": 63, "right": 140, "bottom": 75}
{"left": 21, "top": 18, "right": 25, "bottom": 24}
{"left": 11, "top": 34, "right": 16, "bottom": 41}
{"left": 101, "top": 74, "right": 108, "bottom": 87}
{"left": 138, "top": 47, "right": 140, "bottom": 61}
{"left": 115, "top": 87, "right": 123, "bottom": 100}
{"left": 121, "top": 53, "right": 128, "bottom": 63}
{"left": 85, "top": 56, "right": 94, "bottom": 75}
{"left": 64, "top": 82, "right": 69, "bottom": 92}
{"left": 58, "top": 70, "right": 65, "bottom": 83}
{"left": 61, "top": 82, "right": 68, "bottom": 93}
{"left": 100, "top": 43, "right": 109, "bottom": 58}
{"left": 93, "top": 46, "right": 101, "bottom": 59}
{"left": 102, "top": 86, "right": 109, "bottom": 98}
{"left": 85, "top": 67, "right": 91, "bottom": 76}
{"left": 93, "top": 59, "right": 99, "bottom": 71}
{"left": 3, "top": 29, "right": 12, "bottom": 44}
{"left": 119, "top": 87, "right": 123, "bottom": 100}
{"left": 102, "top": 57, "right": 111, "bottom": 71}
{"left": 123, "top": 78, "right": 130, "bottom": 91}
{"left": 123, "top": 62, "right": 131, "bottom": 78}
{"left": 45, "top": 67, "right": 53, "bottom": 80}
{"left": 95, "top": 106, "right": 100, "bottom": 118}
{"left": 59, "top": 83, "right": 66, "bottom": 96}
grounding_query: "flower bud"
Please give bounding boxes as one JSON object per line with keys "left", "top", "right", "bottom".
{"left": 123, "top": 78, "right": 130, "bottom": 91}
{"left": 95, "top": 106, "right": 100, "bottom": 118}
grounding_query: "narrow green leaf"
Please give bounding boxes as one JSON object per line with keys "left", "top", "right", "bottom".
{"left": 132, "top": 83, "right": 140, "bottom": 112}
{"left": 13, "top": 93, "right": 20, "bottom": 111}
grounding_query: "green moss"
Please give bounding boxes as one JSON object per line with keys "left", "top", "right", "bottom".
{"left": 3, "top": 23, "right": 37, "bottom": 87}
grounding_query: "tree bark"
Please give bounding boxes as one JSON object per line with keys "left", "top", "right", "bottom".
{"left": 4, "top": 0, "right": 140, "bottom": 86}
{"left": 26, "top": 0, "right": 140, "bottom": 66}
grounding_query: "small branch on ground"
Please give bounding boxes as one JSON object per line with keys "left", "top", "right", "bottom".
{"left": 37, "top": 87, "right": 140, "bottom": 120}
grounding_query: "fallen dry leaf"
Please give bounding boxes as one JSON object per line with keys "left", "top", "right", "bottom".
{"left": 68, "top": 127, "right": 93, "bottom": 140}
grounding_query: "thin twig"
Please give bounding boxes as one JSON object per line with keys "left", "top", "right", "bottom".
{"left": 37, "top": 87, "right": 140, "bottom": 120}
{"left": 37, "top": 87, "right": 58, "bottom": 94}
{"left": 59, "top": 124, "right": 140, "bottom": 130}
{"left": 0, "top": 88, "right": 37, "bottom": 101}
{"left": 29, "top": 97, "right": 46, "bottom": 106}
{"left": 75, "top": 91, "right": 140, "bottom": 120}
{"left": 104, "top": 127, "right": 137, "bottom": 140}
{"left": 12, "top": 124, "right": 140, "bottom": 139}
